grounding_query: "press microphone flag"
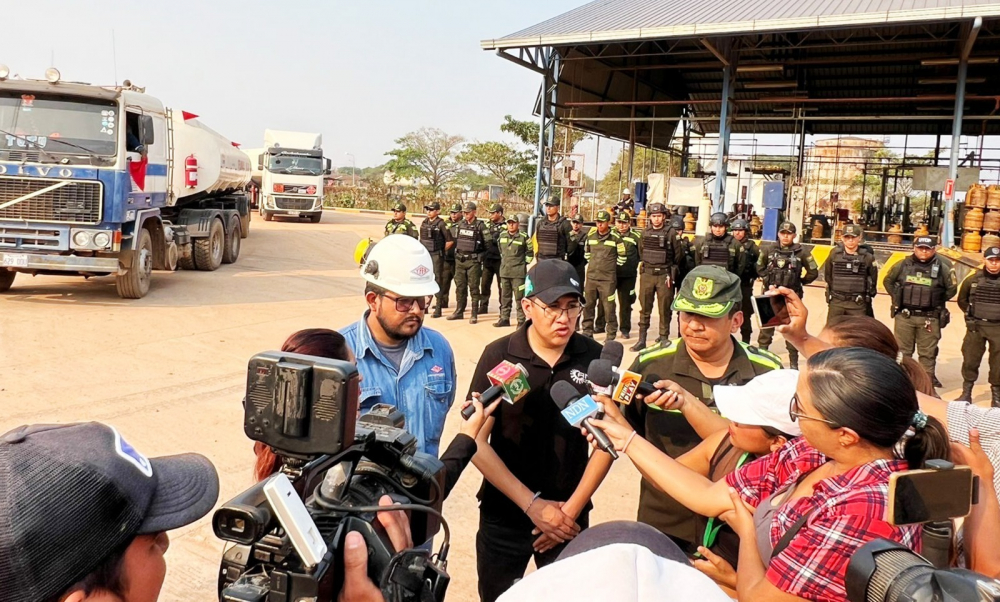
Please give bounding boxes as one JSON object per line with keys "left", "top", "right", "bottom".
{"left": 461, "top": 360, "right": 531, "bottom": 420}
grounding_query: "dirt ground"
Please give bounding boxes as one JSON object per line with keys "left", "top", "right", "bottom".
{"left": 0, "top": 210, "right": 988, "bottom": 601}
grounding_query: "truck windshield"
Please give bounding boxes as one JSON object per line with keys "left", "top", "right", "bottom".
{"left": 268, "top": 154, "right": 323, "bottom": 175}
{"left": 0, "top": 92, "right": 118, "bottom": 159}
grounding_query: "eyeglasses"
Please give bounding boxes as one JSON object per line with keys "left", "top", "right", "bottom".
{"left": 380, "top": 293, "right": 433, "bottom": 312}
{"left": 789, "top": 393, "right": 840, "bottom": 428}
{"left": 530, "top": 299, "right": 585, "bottom": 321}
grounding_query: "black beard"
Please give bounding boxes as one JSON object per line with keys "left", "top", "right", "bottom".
{"left": 377, "top": 311, "right": 421, "bottom": 342}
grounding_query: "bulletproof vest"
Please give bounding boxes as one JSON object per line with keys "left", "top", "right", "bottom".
{"left": 766, "top": 246, "right": 802, "bottom": 289}
{"left": 419, "top": 218, "right": 445, "bottom": 253}
{"left": 445, "top": 220, "right": 460, "bottom": 260}
{"left": 456, "top": 221, "right": 483, "bottom": 254}
{"left": 642, "top": 226, "right": 673, "bottom": 266}
{"left": 829, "top": 250, "right": 869, "bottom": 295}
{"left": 970, "top": 274, "right": 1000, "bottom": 321}
{"left": 899, "top": 258, "right": 946, "bottom": 310}
{"left": 702, "top": 235, "right": 734, "bottom": 269}
{"left": 537, "top": 217, "right": 567, "bottom": 258}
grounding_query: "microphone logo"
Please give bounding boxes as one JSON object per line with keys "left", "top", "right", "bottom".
{"left": 613, "top": 372, "right": 643, "bottom": 405}
{"left": 559, "top": 394, "right": 600, "bottom": 427}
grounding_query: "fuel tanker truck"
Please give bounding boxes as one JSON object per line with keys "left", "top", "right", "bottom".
{"left": 0, "top": 67, "right": 252, "bottom": 298}
{"left": 244, "top": 130, "right": 329, "bottom": 223}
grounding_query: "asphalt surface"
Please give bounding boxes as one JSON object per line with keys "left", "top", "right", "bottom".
{"left": 0, "top": 210, "right": 985, "bottom": 601}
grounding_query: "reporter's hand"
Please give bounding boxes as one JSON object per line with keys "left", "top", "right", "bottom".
{"left": 376, "top": 495, "right": 412, "bottom": 552}
{"left": 582, "top": 417, "right": 637, "bottom": 452}
{"left": 772, "top": 286, "right": 809, "bottom": 343}
{"left": 460, "top": 394, "right": 502, "bottom": 439}
{"left": 951, "top": 428, "right": 995, "bottom": 482}
{"left": 526, "top": 498, "right": 580, "bottom": 543}
{"left": 340, "top": 532, "right": 385, "bottom": 602}
{"left": 693, "top": 546, "right": 738, "bottom": 589}
{"left": 592, "top": 393, "right": 629, "bottom": 428}
{"left": 638, "top": 380, "right": 692, "bottom": 411}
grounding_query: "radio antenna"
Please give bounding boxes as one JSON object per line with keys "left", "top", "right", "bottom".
{"left": 112, "top": 29, "right": 118, "bottom": 86}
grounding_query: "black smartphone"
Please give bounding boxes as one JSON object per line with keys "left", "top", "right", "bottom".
{"left": 751, "top": 294, "right": 791, "bottom": 329}
{"left": 887, "top": 466, "right": 975, "bottom": 526}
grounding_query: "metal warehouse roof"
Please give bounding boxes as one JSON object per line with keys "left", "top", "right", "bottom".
{"left": 482, "top": 0, "right": 1000, "bottom": 49}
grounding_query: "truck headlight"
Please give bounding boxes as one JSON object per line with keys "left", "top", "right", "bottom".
{"left": 93, "top": 232, "right": 111, "bottom": 248}
{"left": 72, "top": 231, "right": 92, "bottom": 247}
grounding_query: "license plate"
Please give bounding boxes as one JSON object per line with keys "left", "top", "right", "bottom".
{"left": 1, "top": 253, "right": 28, "bottom": 268}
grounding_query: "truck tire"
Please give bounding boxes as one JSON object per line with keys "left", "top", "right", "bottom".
{"left": 0, "top": 270, "right": 16, "bottom": 292}
{"left": 115, "top": 228, "right": 153, "bottom": 299}
{"left": 240, "top": 210, "right": 250, "bottom": 239}
{"left": 262, "top": 210, "right": 274, "bottom": 222}
{"left": 222, "top": 215, "right": 241, "bottom": 264}
{"left": 194, "top": 218, "right": 224, "bottom": 271}
{"left": 309, "top": 213, "right": 322, "bottom": 224}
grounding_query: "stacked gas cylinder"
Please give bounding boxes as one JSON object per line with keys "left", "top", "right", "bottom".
{"left": 962, "top": 183, "right": 1000, "bottom": 253}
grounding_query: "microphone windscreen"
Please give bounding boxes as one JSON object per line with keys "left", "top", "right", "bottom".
{"left": 550, "top": 381, "right": 580, "bottom": 410}
{"left": 587, "top": 359, "right": 616, "bottom": 388}
{"left": 601, "top": 340, "right": 625, "bottom": 367}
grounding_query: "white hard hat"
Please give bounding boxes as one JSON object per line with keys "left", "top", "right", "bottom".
{"left": 360, "top": 235, "right": 439, "bottom": 297}
{"left": 622, "top": 187, "right": 631, "bottom": 195}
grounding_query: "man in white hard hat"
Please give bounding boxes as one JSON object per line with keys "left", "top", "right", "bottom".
{"left": 616, "top": 187, "right": 635, "bottom": 216}
{"left": 341, "top": 234, "right": 457, "bottom": 456}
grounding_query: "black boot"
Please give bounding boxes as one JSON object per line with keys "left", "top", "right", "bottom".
{"left": 479, "top": 301, "right": 489, "bottom": 314}
{"left": 932, "top": 375, "right": 944, "bottom": 389}
{"left": 432, "top": 306, "right": 443, "bottom": 319}
{"left": 470, "top": 310, "right": 478, "bottom": 325}
{"left": 630, "top": 330, "right": 647, "bottom": 352}
{"left": 992, "top": 386, "right": 1000, "bottom": 408}
{"left": 958, "top": 380, "right": 975, "bottom": 402}
{"left": 493, "top": 319, "right": 510, "bottom": 327}
{"left": 446, "top": 309, "right": 464, "bottom": 321}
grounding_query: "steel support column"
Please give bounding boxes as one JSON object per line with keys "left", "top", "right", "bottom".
{"left": 945, "top": 17, "right": 982, "bottom": 248}
{"left": 680, "top": 108, "right": 691, "bottom": 177}
{"left": 713, "top": 52, "right": 737, "bottom": 213}
{"left": 531, "top": 48, "right": 559, "bottom": 236}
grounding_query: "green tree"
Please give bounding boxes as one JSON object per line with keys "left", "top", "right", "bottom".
{"left": 385, "top": 128, "right": 465, "bottom": 193}
{"left": 500, "top": 115, "right": 589, "bottom": 160}
{"left": 458, "top": 141, "right": 534, "bottom": 194}
{"left": 597, "top": 147, "right": 695, "bottom": 207}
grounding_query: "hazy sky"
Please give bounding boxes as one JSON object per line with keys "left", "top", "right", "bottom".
{"left": 6, "top": 0, "right": 588, "bottom": 170}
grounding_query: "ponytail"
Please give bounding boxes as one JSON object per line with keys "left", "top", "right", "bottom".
{"left": 900, "top": 415, "right": 951, "bottom": 469}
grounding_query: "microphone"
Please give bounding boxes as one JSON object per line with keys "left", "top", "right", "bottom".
{"left": 550, "top": 381, "right": 618, "bottom": 459}
{"left": 461, "top": 360, "right": 531, "bottom": 420}
{"left": 590, "top": 340, "right": 625, "bottom": 396}
{"left": 587, "top": 359, "right": 661, "bottom": 406}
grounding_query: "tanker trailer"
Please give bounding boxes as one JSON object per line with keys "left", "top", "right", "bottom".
{"left": 0, "top": 70, "right": 251, "bottom": 298}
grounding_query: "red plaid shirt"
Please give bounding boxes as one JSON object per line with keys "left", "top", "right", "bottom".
{"left": 726, "top": 437, "right": 920, "bottom": 602}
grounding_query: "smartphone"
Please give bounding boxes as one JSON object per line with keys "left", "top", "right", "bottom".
{"left": 887, "top": 466, "right": 975, "bottom": 526}
{"left": 751, "top": 294, "right": 791, "bottom": 330}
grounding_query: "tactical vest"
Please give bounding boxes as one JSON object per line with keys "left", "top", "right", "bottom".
{"left": 445, "top": 220, "right": 460, "bottom": 260}
{"left": 642, "top": 226, "right": 673, "bottom": 267}
{"left": 456, "top": 221, "right": 484, "bottom": 255}
{"left": 898, "top": 258, "right": 946, "bottom": 311}
{"left": 829, "top": 250, "right": 869, "bottom": 296}
{"left": 970, "top": 274, "right": 1000, "bottom": 321}
{"left": 419, "top": 218, "right": 445, "bottom": 254}
{"left": 485, "top": 221, "right": 504, "bottom": 260}
{"left": 765, "top": 247, "right": 802, "bottom": 289}
{"left": 702, "top": 236, "right": 733, "bottom": 269}
{"left": 537, "top": 217, "right": 567, "bottom": 258}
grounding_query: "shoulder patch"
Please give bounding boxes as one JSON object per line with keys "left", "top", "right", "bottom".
{"left": 739, "top": 342, "right": 783, "bottom": 369}
{"left": 638, "top": 338, "right": 680, "bottom": 363}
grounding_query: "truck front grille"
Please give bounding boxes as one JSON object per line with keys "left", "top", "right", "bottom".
{"left": 0, "top": 176, "right": 102, "bottom": 224}
{"left": 0, "top": 226, "right": 64, "bottom": 250}
{"left": 275, "top": 197, "right": 314, "bottom": 211}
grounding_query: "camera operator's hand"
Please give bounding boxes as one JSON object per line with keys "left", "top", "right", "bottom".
{"left": 460, "top": 394, "right": 502, "bottom": 440}
{"left": 339, "top": 496, "right": 412, "bottom": 602}
{"left": 526, "top": 498, "right": 580, "bottom": 544}
{"left": 376, "top": 494, "right": 413, "bottom": 551}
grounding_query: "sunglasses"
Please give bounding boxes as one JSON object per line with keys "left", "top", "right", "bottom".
{"left": 380, "top": 293, "right": 433, "bottom": 312}
{"left": 789, "top": 393, "right": 841, "bottom": 428}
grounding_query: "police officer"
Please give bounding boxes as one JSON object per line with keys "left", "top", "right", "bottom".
{"left": 883, "top": 236, "right": 958, "bottom": 389}
{"left": 959, "top": 246, "right": 1000, "bottom": 406}
{"left": 419, "top": 202, "right": 454, "bottom": 318}
{"left": 435, "top": 203, "right": 463, "bottom": 317}
{"left": 494, "top": 215, "right": 534, "bottom": 328}
{"left": 631, "top": 203, "right": 681, "bottom": 351}
{"left": 447, "top": 202, "right": 490, "bottom": 324}
{"left": 480, "top": 203, "right": 506, "bottom": 314}
{"left": 730, "top": 218, "right": 759, "bottom": 344}
{"left": 534, "top": 198, "right": 574, "bottom": 261}
{"left": 581, "top": 210, "right": 626, "bottom": 340}
{"left": 671, "top": 214, "right": 694, "bottom": 289}
{"left": 757, "top": 221, "right": 819, "bottom": 369}
{"left": 385, "top": 202, "right": 418, "bottom": 238}
{"left": 824, "top": 223, "right": 877, "bottom": 327}
{"left": 567, "top": 215, "right": 588, "bottom": 287}
{"left": 614, "top": 212, "right": 642, "bottom": 340}
{"left": 694, "top": 212, "right": 745, "bottom": 277}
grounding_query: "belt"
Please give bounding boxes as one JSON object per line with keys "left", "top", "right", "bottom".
{"left": 829, "top": 291, "right": 867, "bottom": 303}
{"left": 901, "top": 308, "right": 939, "bottom": 317}
{"left": 456, "top": 252, "right": 483, "bottom": 261}
{"left": 642, "top": 265, "right": 672, "bottom": 274}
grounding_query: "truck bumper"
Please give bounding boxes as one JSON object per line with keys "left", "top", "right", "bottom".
{"left": 0, "top": 250, "right": 120, "bottom": 274}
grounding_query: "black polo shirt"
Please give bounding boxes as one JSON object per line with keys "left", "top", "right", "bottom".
{"left": 623, "top": 337, "right": 781, "bottom": 543}
{"left": 468, "top": 324, "right": 604, "bottom": 528}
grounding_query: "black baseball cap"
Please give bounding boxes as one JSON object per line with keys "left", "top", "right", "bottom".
{"left": 463, "top": 201, "right": 477, "bottom": 212}
{"left": 544, "top": 198, "right": 560, "bottom": 206}
{"left": 914, "top": 236, "right": 936, "bottom": 248}
{"left": 0, "top": 422, "right": 219, "bottom": 602}
{"left": 449, "top": 203, "right": 462, "bottom": 213}
{"left": 779, "top": 221, "right": 797, "bottom": 234}
{"left": 985, "top": 246, "right": 1000, "bottom": 259}
{"left": 843, "top": 224, "right": 863, "bottom": 237}
{"left": 524, "top": 260, "right": 583, "bottom": 304}
{"left": 424, "top": 201, "right": 441, "bottom": 211}
{"left": 490, "top": 203, "right": 503, "bottom": 213}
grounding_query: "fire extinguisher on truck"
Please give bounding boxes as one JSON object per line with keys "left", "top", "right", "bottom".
{"left": 185, "top": 154, "right": 198, "bottom": 188}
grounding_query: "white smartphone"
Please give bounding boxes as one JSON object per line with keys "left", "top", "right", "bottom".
{"left": 263, "top": 473, "right": 328, "bottom": 568}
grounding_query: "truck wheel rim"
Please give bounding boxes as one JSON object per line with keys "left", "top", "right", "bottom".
{"left": 213, "top": 229, "right": 223, "bottom": 261}
{"left": 140, "top": 245, "right": 152, "bottom": 284}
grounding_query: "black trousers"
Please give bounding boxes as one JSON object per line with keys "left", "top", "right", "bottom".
{"left": 616, "top": 273, "right": 638, "bottom": 335}
{"left": 480, "top": 258, "right": 502, "bottom": 310}
{"left": 476, "top": 511, "right": 590, "bottom": 602}
{"left": 440, "top": 259, "right": 455, "bottom": 308}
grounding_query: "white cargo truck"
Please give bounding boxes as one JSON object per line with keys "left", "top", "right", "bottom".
{"left": 0, "top": 68, "right": 251, "bottom": 298}
{"left": 247, "top": 130, "right": 329, "bottom": 223}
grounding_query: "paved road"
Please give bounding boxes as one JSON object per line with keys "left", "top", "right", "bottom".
{"left": 0, "top": 210, "right": 983, "bottom": 601}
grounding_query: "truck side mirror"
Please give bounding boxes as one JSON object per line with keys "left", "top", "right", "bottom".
{"left": 139, "top": 115, "right": 155, "bottom": 145}
{"left": 324, "top": 157, "right": 332, "bottom": 175}
{"left": 258, "top": 155, "right": 264, "bottom": 170}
